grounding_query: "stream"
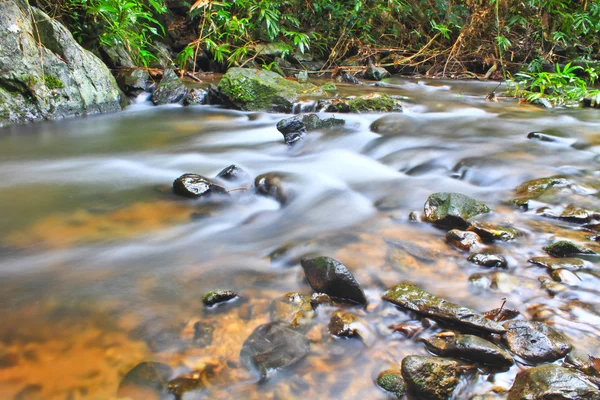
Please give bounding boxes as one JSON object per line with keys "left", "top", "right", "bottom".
{"left": 1, "top": 78, "right": 600, "bottom": 399}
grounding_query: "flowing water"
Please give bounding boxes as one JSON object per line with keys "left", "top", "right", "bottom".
{"left": 1, "top": 78, "right": 600, "bottom": 399}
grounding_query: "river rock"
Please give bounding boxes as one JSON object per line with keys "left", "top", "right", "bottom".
{"left": 365, "top": 65, "right": 391, "bottom": 81}
{"left": 446, "top": 229, "right": 481, "bottom": 251}
{"left": 528, "top": 257, "right": 586, "bottom": 271}
{"left": 543, "top": 240, "right": 596, "bottom": 257}
{"left": 468, "top": 253, "right": 508, "bottom": 269}
{"left": 117, "top": 361, "right": 173, "bottom": 399}
{"left": 507, "top": 364, "right": 600, "bottom": 400}
{"left": 310, "top": 293, "right": 332, "bottom": 309}
{"left": 270, "top": 293, "right": 315, "bottom": 328}
{"left": 184, "top": 88, "right": 207, "bottom": 106}
{"left": 168, "top": 377, "right": 204, "bottom": 399}
{"left": 423, "top": 192, "right": 491, "bottom": 229}
{"left": 276, "top": 114, "right": 346, "bottom": 145}
{"left": 423, "top": 333, "right": 514, "bottom": 367}
{"left": 192, "top": 322, "right": 214, "bottom": 347}
{"left": 538, "top": 204, "right": 596, "bottom": 223}
{"left": 217, "top": 68, "right": 322, "bottom": 112}
{"left": 382, "top": 282, "right": 505, "bottom": 333}
{"left": 512, "top": 176, "right": 572, "bottom": 209}
{"left": 376, "top": 369, "right": 406, "bottom": 398}
{"left": 300, "top": 257, "right": 368, "bottom": 305}
{"left": 240, "top": 322, "right": 310, "bottom": 381}
{"left": 401, "top": 356, "right": 460, "bottom": 400}
{"left": 370, "top": 114, "right": 417, "bottom": 136}
{"left": 551, "top": 269, "right": 581, "bottom": 286}
{"left": 327, "top": 309, "right": 375, "bottom": 346}
{"left": 322, "top": 93, "right": 402, "bottom": 113}
{"left": 173, "top": 173, "right": 228, "bottom": 198}
{"left": 255, "top": 172, "right": 289, "bottom": 204}
{"left": 527, "top": 131, "right": 571, "bottom": 143}
{"left": 216, "top": 164, "right": 249, "bottom": 182}
{"left": 468, "top": 222, "right": 522, "bottom": 242}
{"left": 152, "top": 70, "right": 189, "bottom": 105}
{"left": 202, "top": 289, "right": 238, "bottom": 307}
{"left": 502, "top": 320, "right": 572, "bottom": 362}
{"left": 0, "top": 2, "right": 122, "bottom": 127}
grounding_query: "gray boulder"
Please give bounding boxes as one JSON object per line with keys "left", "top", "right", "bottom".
{"left": 0, "top": 1, "right": 122, "bottom": 127}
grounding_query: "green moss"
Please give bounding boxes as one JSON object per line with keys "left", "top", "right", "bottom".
{"left": 43, "top": 74, "right": 64, "bottom": 90}
{"left": 321, "top": 82, "right": 337, "bottom": 91}
{"left": 376, "top": 370, "right": 406, "bottom": 398}
{"left": 347, "top": 93, "right": 401, "bottom": 113}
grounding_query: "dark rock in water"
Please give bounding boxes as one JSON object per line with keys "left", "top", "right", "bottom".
{"left": 543, "top": 240, "right": 596, "bottom": 257}
{"left": 240, "top": 322, "right": 310, "bottom": 381}
{"left": 468, "top": 253, "right": 508, "bottom": 269}
{"left": 468, "top": 222, "right": 521, "bottom": 242}
{"left": 270, "top": 292, "right": 315, "bottom": 328}
{"left": 302, "top": 114, "right": 345, "bottom": 131}
{"left": 116, "top": 68, "right": 149, "bottom": 96}
{"left": 216, "top": 164, "right": 249, "bottom": 182}
{"left": 173, "top": 173, "right": 228, "bottom": 198}
{"left": 512, "top": 176, "right": 572, "bottom": 209}
{"left": 152, "top": 70, "right": 190, "bottom": 105}
{"left": 502, "top": 320, "right": 572, "bottom": 363}
{"left": 300, "top": 257, "right": 368, "bottom": 305}
{"left": 183, "top": 88, "right": 207, "bottom": 106}
{"left": 255, "top": 172, "right": 289, "bottom": 204}
{"left": 528, "top": 257, "right": 585, "bottom": 271}
{"left": 423, "top": 192, "right": 490, "bottom": 229}
{"left": 336, "top": 72, "right": 363, "bottom": 85}
{"left": 168, "top": 377, "right": 204, "bottom": 399}
{"left": 202, "top": 289, "right": 238, "bottom": 307}
{"left": 446, "top": 229, "right": 481, "bottom": 251}
{"left": 276, "top": 115, "right": 307, "bottom": 145}
{"left": 370, "top": 114, "right": 417, "bottom": 136}
{"left": 483, "top": 307, "right": 520, "bottom": 322}
{"left": 217, "top": 68, "right": 322, "bottom": 112}
{"left": 310, "top": 293, "right": 332, "bottom": 309}
{"left": 376, "top": 369, "right": 406, "bottom": 398}
{"left": 538, "top": 204, "right": 597, "bottom": 224}
{"left": 328, "top": 310, "right": 376, "bottom": 346}
{"left": 423, "top": 333, "right": 514, "bottom": 367}
{"left": 382, "top": 282, "right": 506, "bottom": 334}
{"left": 193, "top": 322, "right": 214, "bottom": 347}
{"left": 401, "top": 356, "right": 460, "bottom": 400}
{"left": 527, "top": 130, "right": 570, "bottom": 143}
{"left": 365, "top": 65, "right": 391, "bottom": 81}
{"left": 507, "top": 364, "right": 600, "bottom": 400}
{"left": 118, "top": 362, "right": 172, "bottom": 399}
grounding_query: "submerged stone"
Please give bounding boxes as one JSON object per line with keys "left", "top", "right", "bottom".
{"left": 502, "top": 320, "right": 572, "bottom": 363}
{"left": 173, "top": 173, "right": 227, "bottom": 198}
{"left": 270, "top": 292, "right": 315, "bottom": 328}
{"left": 300, "top": 256, "right": 367, "bottom": 305}
{"left": 152, "top": 69, "right": 190, "bottom": 105}
{"left": 468, "top": 253, "right": 508, "bottom": 269}
{"left": 216, "top": 164, "right": 249, "bottom": 182}
{"left": 168, "top": 377, "right": 204, "bottom": 399}
{"left": 376, "top": 369, "right": 406, "bottom": 398}
{"left": 508, "top": 364, "right": 600, "bottom": 400}
{"left": 423, "top": 333, "right": 513, "bottom": 367}
{"left": 528, "top": 257, "right": 586, "bottom": 271}
{"left": 202, "top": 289, "right": 238, "bottom": 307}
{"left": 217, "top": 68, "right": 322, "bottom": 112}
{"left": 401, "top": 356, "right": 460, "bottom": 400}
{"left": 117, "top": 362, "right": 172, "bottom": 399}
{"left": 543, "top": 240, "right": 596, "bottom": 257}
{"left": 192, "top": 322, "right": 214, "bottom": 347}
{"left": 382, "top": 282, "right": 505, "bottom": 334}
{"left": 468, "top": 222, "right": 521, "bottom": 242}
{"left": 538, "top": 204, "right": 596, "bottom": 223}
{"left": 370, "top": 114, "right": 417, "bottom": 136}
{"left": 512, "top": 176, "right": 571, "bottom": 209}
{"left": 446, "top": 229, "right": 481, "bottom": 251}
{"left": 423, "top": 192, "right": 490, "bottom": 229}
{"left": 240, "top": 322, "right": 310, "bottom": 381}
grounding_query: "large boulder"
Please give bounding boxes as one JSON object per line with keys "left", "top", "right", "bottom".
{"left": 151, "top": 70, "right": 190, "bottom": 105}
{"left": 0, "top": 1, "right": 122, "bottom": 127}
{"left": 217, "top": 67, "right": 322, "bottom": 112}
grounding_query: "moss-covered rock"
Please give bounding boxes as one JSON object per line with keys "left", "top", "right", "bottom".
{"left": 543, "top": 240, "right": 596, "bottom": 257}
{"left": 423, "top": 192, "right": 490, "bottom": 229}
{"left": 152, "top": 69, "right": 190, "bottom": 105}
{"left": 468, "top": 222, "right": 522, "bottom": 242}
{"left": 217, "top": 67, "right": 322, "bottom": 112}
{"left": 502, "top": 320, "right": 572, "bottom": 363}
{"left": 512, "top": 176, "right": 572, "bottom": 209}
{"left": 321, "top": 93, "right": 402, "bottom": 113}
{"left": 364, "top": 65, "right": 391, "bottom": 81}
{"left": 202, "top": 289, "right": 238, "bottom": 307}
{"left": 508, "top": 364, "right": 600, "bottom": 400}
{"left": 376, "top": 369, "right": 407, "bottom": 398}
{"left": 401, "top": 356, "right": 460, "bottom": 400}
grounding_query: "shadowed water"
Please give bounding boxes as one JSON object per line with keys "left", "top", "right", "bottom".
{"left": 1, "top": 78, "right": 600, "bottom": 399}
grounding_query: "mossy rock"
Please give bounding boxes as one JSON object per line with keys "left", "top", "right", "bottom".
{"left": 423, "top": 192, "right": 490, "bottom": 229}
{"left": 376, "top": 369, "right": 406, "bottom": 398}
{"left": 401, "top": 356, "right": 460, "bottom": 400}
{"left": 508, "top": 364, "right": 600, "bottom": 400}
{"left": 217, "top": 67, "right": 322, "bottom": 112}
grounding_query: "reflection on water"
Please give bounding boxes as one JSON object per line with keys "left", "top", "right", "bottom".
{"left": 1, "top": 78, "right": 600, "bottom": 399}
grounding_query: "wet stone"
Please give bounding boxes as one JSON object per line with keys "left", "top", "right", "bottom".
{"left": 216, "top": 164, "right": 249, "bottom": 182}
{"left": 538, "top": 204, "right": 596, "bottom": 224}
{"left": 300, "top": 256, "right": 367, "bottom": 305}
{"left": 401, "top": 356, "right": 460, "bottom": 400}
{"left": 527, "top": 130, "right": 570, "bottom": 143}
{"left": 422, "top": 333, "right": 514, "bottom": 367}
{"left": 328, "top": 309, "right": 361, "bottom": 338}
{"left": 502, "top": 320, "right": 572, "bottom": 363}
{"left": 364, "top": 65, "right": 391, "bottom": 81}
{"left": 508, "top": 364, "right": 600, "bottom": 400}
{"left": 192, "top": 322, "right": 214, "bottom": 347}
{"left": 270, "top": 292, "right": 315, "bottom": 328}
{"left": 183, "top": 88, "right": 207, "bottom": 106}
{"left": 468, "top": 253, "right": 508, "bottom": 269}
{"left": 310, "top": 292, "right": 332, "bottom": 309}
{"left": 512, "top": 176, "right": 572, "bottom": 209}
{"left": 202, "top": 289, "right": 238, "bottom": 307}
{"left": 117, "top": 361, "right": 173, "bottom": 400}
{"left": 446, "top": 229, "right": 481, "bottom": 251}
{"left": 528, "top": 257, "right": 586, "bottom": 271}
{"left": 168, "top": 377, "right": 204, "bottom": 399}
{"left": 240, "top": 322, "right": 310, "bottom": 381}
{"left": 483, "top": 307, "right": 520, "bottom": 322}
{"left": 551, "top": 269, "right": 581, "bottom": 286}
{"left": 152, "top": 70, "right": 190, "bottom": 105}
{"left": 382, "top": 282, "right": 506, "bottom": 334}
{"left": 423, "top": 192, "right": 490, "bottom": 229}
{"left": 173, "top": 173, "right": 227, "bottom": 198}
{"left": 276, "top": 114, "right": 345, "bottom": 145}
{"left": 543, "top": 240, "right": 596, "bottom": 257}
{"left": 255, "top": 172, "right": 289, "bottom": 204}
{"left": 376, "top": 369, "right": 406, "bottom": 398}
{"left": 468, "top": 222, "right": 521, "bottom": 242}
